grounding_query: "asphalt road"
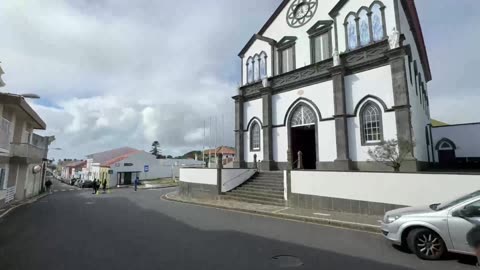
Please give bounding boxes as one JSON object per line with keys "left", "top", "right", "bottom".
{"left": 0, "top": 187, "right": 477, "bottom": 270}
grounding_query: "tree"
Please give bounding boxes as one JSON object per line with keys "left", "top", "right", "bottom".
{"left": 150, "top": 141, "right": 162, "bottom": 159}
{"left": 367, "top": 139, "right": 415, "bottom": 172}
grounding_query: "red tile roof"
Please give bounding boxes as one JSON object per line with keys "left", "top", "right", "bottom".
{"left": 204, "top": 146, "right": 236, "bottom": 156}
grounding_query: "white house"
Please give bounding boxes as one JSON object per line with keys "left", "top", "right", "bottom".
{"left": 431, "top": 122, "right": 480, "bottom": 168}
{"left": 109, "top": 151, "right": 204, "bottom": 187}
{"left": 233, "top": 0, "right": 432, "bottom": 172}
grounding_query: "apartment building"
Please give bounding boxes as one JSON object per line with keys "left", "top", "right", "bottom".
{"left": 0, "top": 91, "right": 52, "bottom": 207}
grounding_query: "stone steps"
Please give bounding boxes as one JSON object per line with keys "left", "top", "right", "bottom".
{"left": 230, "top": 189, "right": 284, "bottom": 200}
{"left": 223, "top": 172, "right": 286, "bottom": 206}
{"left": 222, "top": 195, "right": 286, "bottom": 206}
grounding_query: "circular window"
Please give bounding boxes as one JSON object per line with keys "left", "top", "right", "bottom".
{"left": 286, "top": 0, "right": 318, "bottom": 28}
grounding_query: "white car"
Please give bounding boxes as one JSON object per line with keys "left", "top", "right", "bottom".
{"left": 381, "top": 190, "right": 480, "bottom": 260}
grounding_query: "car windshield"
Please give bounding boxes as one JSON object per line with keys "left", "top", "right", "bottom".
{"left": 436, "top": 190, "right": 480, "bottom": 211}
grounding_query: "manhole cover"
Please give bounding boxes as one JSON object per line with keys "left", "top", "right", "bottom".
{"left": 271, "top": 255, "right": 303, "bottom": 268}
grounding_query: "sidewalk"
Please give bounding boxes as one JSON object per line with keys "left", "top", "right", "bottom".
{"left": 0, "top": 193, "right": 49, "bottom": 219}
{"left": 163, "top": 192, "right": 382, "bottom": 234}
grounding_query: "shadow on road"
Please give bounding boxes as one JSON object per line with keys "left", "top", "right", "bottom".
{"left": 0, "top": 192, "right": 470, "bottom": 270}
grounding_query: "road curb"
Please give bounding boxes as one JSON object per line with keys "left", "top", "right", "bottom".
{"left": 139, "top": 184, "right": 178, "bottom": 190}
{"left": 162, "top": 193, "right": 381, "bottom": 234}
{"left": 0, "top": 193, "right": 49, "bottom": 219}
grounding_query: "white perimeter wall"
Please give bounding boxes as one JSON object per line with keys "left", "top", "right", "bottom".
{"left": 345, "top": 66, "right": 397, "bottom": 161}
{"left": 179, "top": 169, "right": 217, "bottom": 185}
{"left": 291, "top": 171, "right": 480, "bottom": 206}
{"left": 432, "top": 124, "right": 480, "bottom": 161}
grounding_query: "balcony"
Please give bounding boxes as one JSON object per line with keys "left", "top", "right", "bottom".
{"left": 10, "top": 143, "right": 46, "bottom": 161}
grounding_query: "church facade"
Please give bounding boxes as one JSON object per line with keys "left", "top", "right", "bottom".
{"left": 233, "top": 0, "right": 433, "bottom": 172}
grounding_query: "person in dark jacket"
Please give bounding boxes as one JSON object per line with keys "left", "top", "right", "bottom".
{"left": 134, "top": 177, "right": 139, "bottom": 192}
{"left": 92, "top": 179, "right": 98, "bottom": 194}
{"left": 45, "top": 179, "right": 53, "bottom": 193}
{"left": 102, "top": 178, "right": 107, "bottom": 193}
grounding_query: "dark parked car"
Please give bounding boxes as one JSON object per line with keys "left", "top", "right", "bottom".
{"left": 81, "top": 180, "right": 94, "bottom": 188}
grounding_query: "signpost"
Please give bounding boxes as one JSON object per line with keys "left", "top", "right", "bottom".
{"left": 144, "top": 165, "right": 149, "bottom": 180}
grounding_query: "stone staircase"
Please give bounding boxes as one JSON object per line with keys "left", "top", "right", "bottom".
{"left": 223, "top": 172, "right": 285, "bottom": 206}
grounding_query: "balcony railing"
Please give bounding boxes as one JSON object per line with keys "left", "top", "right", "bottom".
{"left": 10, "top": 143, "right": 46, "bottom": 161}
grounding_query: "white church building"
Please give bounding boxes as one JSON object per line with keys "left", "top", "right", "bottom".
{"left": 233, "top": 0, "right": 433, "bottom": 172}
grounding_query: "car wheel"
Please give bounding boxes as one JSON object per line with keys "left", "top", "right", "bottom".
{"left": 407, "top": 228, "right": 446, "bottom": 260}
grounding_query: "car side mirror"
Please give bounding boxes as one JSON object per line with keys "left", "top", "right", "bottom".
{"left": 452, "top": 210, "right": 464, "bottom": 218}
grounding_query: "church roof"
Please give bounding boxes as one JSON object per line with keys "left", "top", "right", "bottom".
{"left": 86, "top": 147, "right": 140, "bottom": 164}
{"left": 238, "top": 34, "right": 276, "bottom": 58}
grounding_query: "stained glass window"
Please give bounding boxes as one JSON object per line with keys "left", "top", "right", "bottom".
{"left": 347, "top": 15, "right": 357, "bottom": 50}
{"left": 361, "top": 102, "right": 382, "bottom": 143}
{"left": 371, "top": 4, "right": 384, "bottom": 41}
{"left": 259, "top": 52, "right": 267, "bottom": 79}
{"left": 247, "top": 57, "right": 253, "bottom": 84}
{"left": 359, "top": 10, "right": 370, "bottom": 46}
{"left": 251, "top": 122, "right": 261, "bottom": 150}
{"left": 291, "top": 105, "right": 316, "bottom": 127}
{"left": 253, "top": 55, "right": 260, "bottom": 82}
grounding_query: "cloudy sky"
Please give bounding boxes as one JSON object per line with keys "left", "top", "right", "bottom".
{"left": 0, "top": 0, "right": 479, "bottom": 159}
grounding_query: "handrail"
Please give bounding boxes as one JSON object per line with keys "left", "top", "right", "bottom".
{"left": 222, "top": 169, "right": 256, "bottom": 186}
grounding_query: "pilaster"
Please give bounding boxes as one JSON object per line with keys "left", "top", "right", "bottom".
{"left": 260, "top": 85, "right": 274, "bottom": 171}
{"left": 233, "top": 94, "right": 245, "bottom": 168}
{"left": 330, "top": 65, "right": 352, "bottom": 170}
{"left": 386, "top": 47, "right": 417, "bottom": 172}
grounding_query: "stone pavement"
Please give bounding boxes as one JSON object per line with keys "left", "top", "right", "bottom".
{"left": 164, "top": 192, "right": 383, "bottom": 233}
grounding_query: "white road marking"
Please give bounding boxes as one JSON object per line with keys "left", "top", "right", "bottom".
{"left": 61, "top": 189, "right": 66, "bottom": 192}
{"left": 313, "top": 212, "right": 331, "bottom": 217}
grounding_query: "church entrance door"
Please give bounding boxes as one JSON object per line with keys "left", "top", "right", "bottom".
{"left": 291, "top": 125, "right": 316, "bottom": 169}
{"left": 289, "top": 104, "right": 317, "bottom": 170}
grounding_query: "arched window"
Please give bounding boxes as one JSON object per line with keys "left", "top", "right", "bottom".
{"left": 259, "top": 52, "right": 267, "bottom": 79}
{"left": 291, "top": 104, "right": 316, "bottom": 127}
{"left": 246, "top": 57, "right": 253, "bottom": 84}
{"left": 346, "top": 15, "right": 358, "bottom": 50}
{"left": 358, "top": 9, "right": 370, "bottom": 46}
{"left": 345, "top": 3, "right": 386, "bottom": 50}
{"left": 253, "top": 54, "right": 260, "bottom": 82}
{"left": 250, "top": 121, "right": 261, "bottom": 151}
{"left": 360, "top": 101, "right": 383, "bottom": 144}
{"left": 371, "top": 3, "right": 384, "bottom": 41}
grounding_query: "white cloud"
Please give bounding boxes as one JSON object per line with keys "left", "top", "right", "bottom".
{"left": 4, "top": 0, "right": 480, "bottom": 159}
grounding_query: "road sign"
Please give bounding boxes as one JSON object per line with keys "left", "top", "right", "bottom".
{"left": 144, "top": 165, "right": 149, "bottom": 172}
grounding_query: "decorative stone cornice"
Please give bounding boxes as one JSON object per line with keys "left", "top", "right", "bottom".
{"left": 239, "top": 40, "right": 390, "bottom": 101}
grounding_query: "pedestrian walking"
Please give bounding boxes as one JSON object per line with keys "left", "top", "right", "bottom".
{"left": 102, "top": 178, "right": 107, "bottom": 193}
{"left": 134, "top": 177, "right": 139, "bottom": 192}
{"left": 92, "top": 178, "right": 98, "bottom": 194}
{"left": 45, "top": 179, "right": 52, "bottom": 193}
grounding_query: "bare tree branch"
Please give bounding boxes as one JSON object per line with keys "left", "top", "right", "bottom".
{"left": 367, "top": 139, "right": 415, "bottom": 172}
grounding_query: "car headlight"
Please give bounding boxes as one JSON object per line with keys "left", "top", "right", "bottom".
{"left": 384, "top": 215, "right": 402, "bottom": 224}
